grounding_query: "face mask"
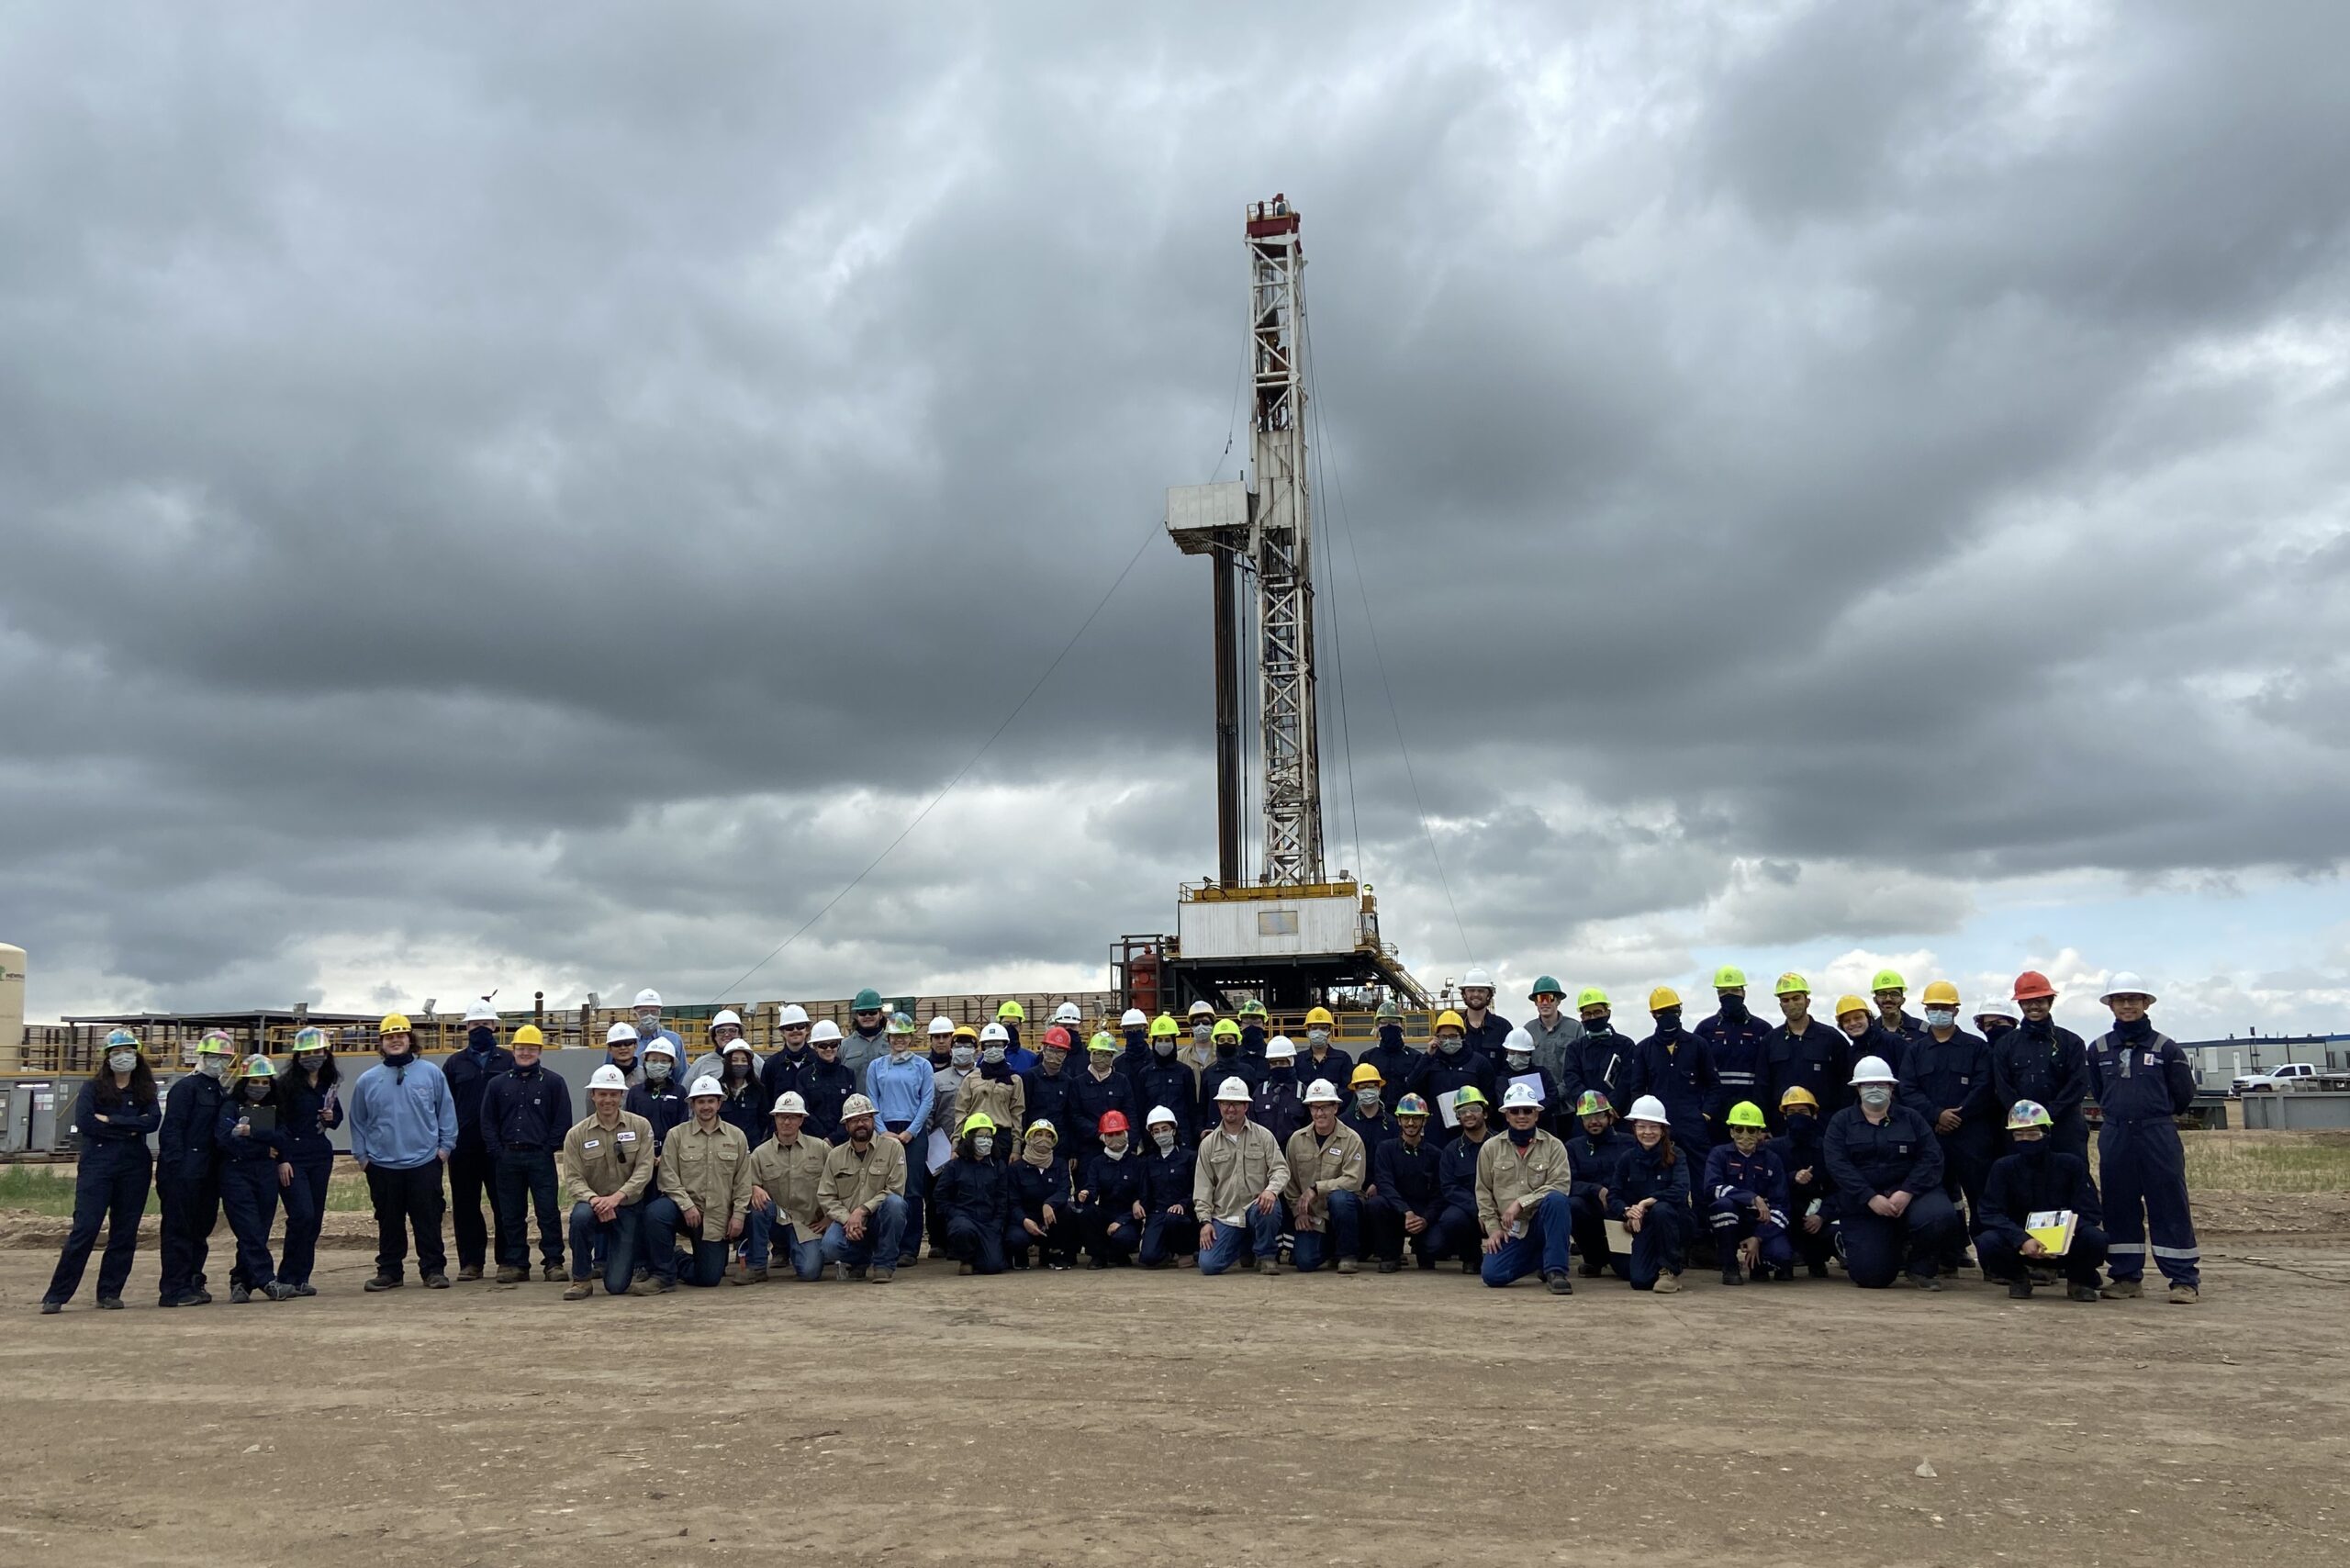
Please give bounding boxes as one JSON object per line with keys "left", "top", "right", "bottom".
{"left": 1925, "top": 1008, "right": 1956, "bottom": 1029}
{"left": 1266, "top": 1064, "right": 1294, "bottom": 1082}
{"left": 1307, "top": 1028, "right": 1329, "bottom": 1047}
{"left": 646, "top": 1059, "right": 672, "bottom": 1081}
{"left": 466, "top": 1026, "right": 495, "bottom": 1051}
{"left": 1981, "top": 1019, "right": 2015, "bottom": 1038}
{"left": 1583, "top": 1018, "right": 1611, "bottom": 1036}
{"left": 971, "top": 1135, "right": 994, "bottom": 1158}
{"left": 1508, "top": 1126, "right": 1537, "bottom": 1148}
{"left": 1505, "top": 1052, "right": 1532, "bottom": 1072}
{"left": 1214, "top": 1041, "right": 1237, "bottom": 1058}
{"left": 1192, "top": 1025, "right": 1211, "bottom": 1043}
{"left": 636, "top": 1014, "right": 661, "bottom": 1036}
{"left": 108, "top": 1051, "right": 139, "bottom": 1075}
{"left": 1653, "top": 1008, "right": 1683, "bottom": 1032}
{"left": 1718, "top": 995, "right": 1749, "bottom": 1023}
{"left": 1152, "top": 1129, "right": 1176, "bottom": 1151}
{"left": 1378, "top": 1025, "right": 1403, "bottom": 1046}
{"left": 246, "top": 1081, "right": 272, "bottom": 1101}
{"left": 1125, "top": 1028, "right": 1148, "bottom": 1049}
{"left": 952, "top": 1047, "right": 977, "bottom": 1069}
{"left": 197, "top": 1058, "right": 228, "bottom": 1080}
{"left": 1152, "top": 1038, "right": 1175, "bottom": 1058}
{"left": 1241, "top": 1025, "right": 1265, "bottom": 1045}
{"left": 1859, "top": 1086, "right": 1893, "bottom": 1111}
{"left": 297, "top": 1053, "right": 327, "bottom": 1074}
{"left": 981, "top": 1047, "right": 1006, "bottom": 1066}
{"left": 727, "top": 1058, "right": 750, "bottom": 1079}
{"left": 1437, "top": 1037, "right": 1462, "bottom": 1056}
{"left": 1355, "top": 1089, "right": 1381, "bottom": 1111}
{"left": 1103, "top": 1137, "right": 1128, "bottom": 1158}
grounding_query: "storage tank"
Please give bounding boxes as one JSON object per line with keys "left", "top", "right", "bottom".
{"left": 0, "top": 943, "right": 26, "bottom": 1073}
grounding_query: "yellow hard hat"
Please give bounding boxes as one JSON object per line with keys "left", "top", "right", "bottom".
{"left": 1575, "top": 987, "right": 1609, "bottom": 1010}
{"left": 1834, "top": 994, "right": 1869, "bottom": 1019}
{"left": 952, "top": 1024, "right": 979, "bottom": 1041}
{"left": 1922, "top": 980, "right": 1961, "bottom": 1007}
{"left": 1711, "top": 965, "right": 1746, "bottom": 990}
{"left": 1725, "top": 1102, "right": 1767, "bottom": 1129}
{"left": 1304, "top": 1005, "right": 1336, "bottom": 1027}
{"left": 1148, "top": 1014, "right": 1179, "bottom": 1038}
{"left": 1774, "top": 971, "right": 1809, "bottom": 997}
{"left": 1348, "top": 1063, "right": 1384, "bottom": 1089}
{"left": 1211, "top": 1018, "right": 1242, "bottom": 1041}
{"left": 1779, "top": 1086, "right": 1820, "bottom": 1112}
{"left": 958, "top": 1112, "right": 997, "bottom": 1136}
{"left": 510, "top": 1025, "right": 544, "bottom": 1047}
{"left": 1434, "top": 1010, "right": 1465, "bottom": 1034}
{"left": 996, "top": 1000, "right": 1025, "bottom": 1021}
{"left": 1648, "top": 987, "right": 1681, "bottom": 1013}
{"left": 378, "top": 1014, "right": 412, "bottom": 1036}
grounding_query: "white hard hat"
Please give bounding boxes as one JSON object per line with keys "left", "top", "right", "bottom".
{"left": 464, "top": 999, "right": 498, "bottom": 1024}
{"left": 1121, "top": 1008, "right": 1148, "bottom": 1028}
{"left": 711, "top": 1008, "right": 743, "bottom": 1031}
{"left": 1975, "top": 998, "right": 2020, "bottom": 1021}
{"left": 1503, "top": 1025, "right": 1535, "bottom": 1055}
{"left": 927, "top": 1015, "right": 957, "bottom": 1036}
{"left": 1303, "top": 1078, "right": 1341, "bottom": 1104}
{"left": 686, "top": 1076, "right": 723, "bottom": 1099}
{"left": 1053, "top": 1002, "right": 1082, "bottom": 1025}
{"left": 1500, "top": 1082, "right": 1542, "bottom": 1111}
{"left": 1214, "top": 1076, "right": 1254, "bottom": 1103}
{"left": 1849, "top": 1055, "right": 1898, "bottom": 1085}
{"left": 1263, "top": 1034, "right": 1296, "bottom": 1061}
{"left": 1146, "top": 1104, "right": 1179, "bottom": 1126}
{"left": 770, "top": 1092, "right": 809, "bottom": 1116}
{"left": 1187, "top": 1000, "right": 1216, "bottom": 1019}
{"left": 605, "top": 1022, "right": 640, "bottom": 1045}
{"left": 643, "top": 1037, "right": 677, "bottom": 1059}
{"left": 2098, "top": 971, "right": 2156, "bottom": 1004}
{"left": 810, "top": 1019, "right": 843, "bottom": 1043}
{"left": 633, "top": 989, "right": 663, "bottom": 1010}
{"left": 1461, "top": 968, "right": 1494, "bottom": 991}
{"left": 587, "top": 1064, "right": 629, "bottom": 1092}
{"left": 979, "top": 1022, "right": 1009, "bottom": 1044}
{"left": 778, "top": 1003, "right": 811, "bottom": 1027}
{"left": 723, "top": 1039, "right": 755, "bottom": 1058}
{"left": 1627, "top": 1094, "right": 1670, "bottom": 1124}
{"left": 840, "top": 1093, "right": 878, "bottom": 1120}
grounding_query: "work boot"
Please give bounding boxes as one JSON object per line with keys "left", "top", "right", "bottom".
{"left": 2099, "top": 1278, "right": 2143, "bottom": 1299}
{"left": 96, "top": 1295, "right": 125, "bottom": 1310}
{"left": 39, "top": 1300, "right": 63, "bottom": 1314}
{"left": 189, "top": 1287, "right": 214, "bottom": 1305}
{"left": 2008, "top": 1279, "right": 2034, "bottom": 1300}
{"left": 628, "top": 1277, "right": 673, "bottom": 1295}
{"left": 423, "top": 1273, "right": 451, "bottom": 1289}
{"left": 563, "top": 1279, "right": 595, "bottom": 1301}
{"left": 958, "top": 1262, "right": 975, "bottom": 1276}
{"left": 1580, "top": 1257, "right": 1606, "bottom": 1278}
{"left": 1336, "top": 1259, "right": 1360, "bottom": 1275}
{"left": 2168, "top": 1283, "right": 2200, "bottom": 1305}
{"left": 363, "top": 1274, "right": 402, "bottom": 1292}
{"left": 1086, "top": 1258, "right": 1106, "bottom": 1271}
{"left": 1257, "top": 1259, "right": 1280, "bottom": 1278}
{"left": 456, "top": 1263, "right": 483, "bottom": 1282}
{"left": 2067, "top": 1284, "right": 2101, "bottom": 1303}
{"left": 2028, "top": 1267, "right": 2058, "bottom": 1285}
{"left": 1459, "top": 1258, "right": 1477, "bottom": 1275}
{"left": 229, "top": 1283, "right": 252, "bottom": 1305}
{"left": 868, "top": 1266, "right": 895, "bottom": 1283}
{"left": 1375, "top": 1259, "right": 1400, "bottom": 1274}
{"left": 1544, "top": 1270, "right": 1573, "bottom": 1295}
{"left": 1903, "top": 1272, "right": 1945, "bottom": 1292}
{"left": 1416, "top": 1255, "right": 1436, "bottom": 1271}
{"left": 542, "top": 1264, "right": 565, "bottom": 1282}
{"left": 292, "top": 1283, "right": 317, "bottom": 1297}
{"left": 1807, "top": 1261, "right": 1829, "bottom": 1279}
{"left": 1652, "top": 1272, "right": 1682, "bottom": 1294}
{"left": 896, "top": 1253, "right": 919, "bottom": 1269}
{"left": 495, "top": 1266, "right": 527, "bottom": 1284}
{"left": 842, "top": 1263, "right": 868, "bottom": 1282}
{"left": 263, "top": 1282, "right": 297, "bottom": 1302}
{"left": 1720, "top": 1260, "right": 1745, "bottom": 1286}
{"left": 742, "top": 1266, "right": 768, "bottom": 1284}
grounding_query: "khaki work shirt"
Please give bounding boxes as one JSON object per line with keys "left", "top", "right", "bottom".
{"left": 818, "top": 1134, "right": 908, "bottom": 1226}
{"left": 558, "top": 1111, "right": 656, "bottom": 1206}
{"left": 656, "top": 1116, "right": 754, "bottom": 1217}
{"left": 1476, "top": 1128, "right": 1575, "bottom": 1235}
{"left": 1282, "top": 1123, "right": 1366, "bottom": 1229}
{"left": 747, "top": 1131, "right": 830, "bottom": 1233}
{"left": 1192, "top": 1119, "right": 1290, "bottom": 1226}
{"left": 951, "top": 1074, "right": 1025, "bottom": 1143}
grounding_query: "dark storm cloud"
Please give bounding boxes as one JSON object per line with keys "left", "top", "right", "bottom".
{"left": 3, "top": 0, "right": 2346, "bottom": 1014}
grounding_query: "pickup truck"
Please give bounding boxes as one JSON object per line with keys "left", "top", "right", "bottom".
{"left": 2232, "top": 1061, "right": 2350, "bottom": 1092}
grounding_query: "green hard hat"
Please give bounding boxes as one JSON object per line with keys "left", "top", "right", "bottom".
{"left": 1572, "top": 1090, "right": 1614, "bottom": 1118}
{"left": 1528, "top": 975, "right": 1564, "bottom": 1000}
{"left": 1374, "top": 998, "right": 1402, "bottom": 1022}
{"left": 852, "top": 988, "right": 883, "bottom": 1012}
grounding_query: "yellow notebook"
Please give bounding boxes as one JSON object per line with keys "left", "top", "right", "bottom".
{"left": 2024, "top": 1209, "right": 2077, "bottom": 1256}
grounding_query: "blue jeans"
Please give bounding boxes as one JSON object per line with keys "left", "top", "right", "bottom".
{"left": 820, "top": 1193, "right": 908, "bottom": 1271}
{"left": 1199, "top": 1204, "right": 1281, "bottom": 1275}
{"left": 1290, "top": 1189, "right": 1362, "bottom": 1271}
{"left": 1481, "top": 1189, "right": 1574, "bottom": 1286}
{"left": 642, "top": 1194, "right": 731, "bottom": 1286}
{"left": 567, "top": 1201, "right": 642, "bottom": 1294}
{"left": 745, "top": 1208, "right": 826, "bottom": 1281}
{"left": 890, "top": 1126, "right": 926, "bottom": 1261}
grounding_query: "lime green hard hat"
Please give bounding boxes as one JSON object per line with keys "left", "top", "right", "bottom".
{"left": 1725, "top": 1101, "right": 1767, "bottom": 1129}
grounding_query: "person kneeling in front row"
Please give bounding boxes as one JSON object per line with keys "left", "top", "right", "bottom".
{"left": 934, "top": 1112, "right": 1014, "bottom": 1275}
{"left": 1608, "top": 1094, "right": 1695, "bottom": 1294}
{"left": 817, "top": 1094, "right": 910, "bottom": 1282}
{"left": 1976, "top": 1100, "right": 2108, "bottom": 1303}
{"left": 1477, "top": 1083, "right": 1577, "bottom": 1294}
{"left": 640, "top": 1078, "right": 751, "bottom": 1291}
{"left": 1195, "top": 1076, "right": 1289, "bottom": 1276}
{"left": 559, "top": 1066, "right": 655, "bottom": 1298}
{"left": 1824, "top": 1056, "right": 1960, "bottom": 1290}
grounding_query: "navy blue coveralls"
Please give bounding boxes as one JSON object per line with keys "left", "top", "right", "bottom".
{"left": 1992, "top": 1021, "right": 2090, "bottom": 1162}
{"left": 1462, "top": 1010, "right": 1515, "bottom": 1065}
{"left": 2089, "top": 1023, "right": 2199, "bottom": 1289}
{"left": 442, "top": 1034, "right": 517, "bottom": 1274}
{"left": 1566, "top": 1025, "right": 1634, "bottom": 1121}
{"left": 1606, "top": 1138, "right": 1695, "bottom": 1290}
{"left": 1129, "top": 1055, "right": 1200, "bottom": 1148}
{"left": 1356, "top": 1030, "right": 1421, "bottom": 1114}
{"left": 1075, "top": 1148, "right": 1148, "bottom": 1263}
{"left": 1407, "top": 1047, "right": 1501, "bottom": 1147}
{"left": 1822, "top": 1103, "right": 1961, "bottom": 1287}
{"left": 1977, "top": 1143, "right": 2109, "bottom": 1288}
{"left": 934, "top": 1148, "right": 1013, "bottom": 1274}
{"left": 1564, "top": 1124, "right": 1634, "bottom": 1277}
{"left": 1371, "top": 1133, "right": 1447, "bottom": 1266}
{"left": 1625, "top": 1026, "right": 1717, "bottom": 1154}
{"left": 1766, "top": 1113, "right": 1838, "bottom": 1271}
{"left": 482, "top": 1063, "right": 574, "bottom": 1271}
{"left": 1898, "top": 1028, "right": 1998, "bottom": 1261}
{"left": 1064, "top": 1068, "right": 1139, "bottom": 1173}
{"left": 1700, "top": 1141, "right": 1795, "bottom": 1274}
{"left": 1297, "top": 1046, "right": 1356, "bottom": 1100}
{"left": 1009, "top": 1155, "right": 1076, "bottom": 1267}
{"left": 45, "top": 1079, "right": 159, "bottom": 1307}
{"left": 215, "top": 1092, "right": 289, "bottom": 1293}
{"left": 1765, "top": 1022, "right": 1850, "bottom": 1131}
{"left": 156, "top": 1069, "right": 228, "bottom": 1303}
{"left": 1695, "top": 1002, "right": 1774, "bottom": 1147}
{"left": 1432, "top": 1131, "right": 1491, "bottom": 1267}
{"left": 277, "top": 1069, "right": 342, "bottom": 1289}
{"left": 1138, "top": 1140, "right": 1197, "bottom": 1266}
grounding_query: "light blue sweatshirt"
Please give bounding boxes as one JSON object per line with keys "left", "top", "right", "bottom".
{"left": 864, "top": 1050, "right": 937, "bottom": 1137}
{"left": 349, "top": 1055, "right": 458, "bottom": 1170}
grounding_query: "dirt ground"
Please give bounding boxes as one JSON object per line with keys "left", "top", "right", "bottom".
{"left": 5, "top": 1221, "right": 2347, "bottom": 1568}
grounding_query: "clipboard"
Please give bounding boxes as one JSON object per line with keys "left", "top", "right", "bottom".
{"left": 1603, "top": 1219, "right": 1632, "bottom": 1255}
{"left": 1438, "top": 1089, "right": 1463, "bottom": 1128}
{"left": 925, "top": 1129, "right": 955, "bottom": 1173}
{"left": 240, "top": 1105, "right": 279, "bottom": 1134}
{"left": 1509, "top": 1072, "right": 1548, "bottom": 1104}
{"left": 2024, "top": 1209, "right": 2077, "bottom": 1256}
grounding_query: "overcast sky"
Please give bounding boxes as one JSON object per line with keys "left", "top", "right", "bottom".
{"left": 6, "top": 1, "right": 2347, "bottom": 1042}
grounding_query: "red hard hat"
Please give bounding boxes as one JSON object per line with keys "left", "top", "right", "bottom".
{"left": 2012, "top": 970, "right": 2056, "bottom": 1002}
{"left": 1097, "top": 1111, "right": 1130, "bottom": 1136}
{"left": 1041, "top": 1025, "right": 1072, "bottom": 1050}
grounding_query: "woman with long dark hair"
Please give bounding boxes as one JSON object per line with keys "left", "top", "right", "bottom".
{"left": 217, "top": 1055, "right": 298, "bottom": 1302}
{"left": 40, "top": 1030, "right": 161, "bottom": 1313}
{"left": 1608, "top": 1093, "right": 1695, "bottom": 1294}
{"left": 276, "top": 1028, "right": 342, "bottom": 1295}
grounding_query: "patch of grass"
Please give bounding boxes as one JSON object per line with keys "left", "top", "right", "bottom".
{"left": 2175, "top": 1130, "right": 2350, "bottom": 1193}
{"left": 0, "top": 1162, "right": 377, "bottom": 1215}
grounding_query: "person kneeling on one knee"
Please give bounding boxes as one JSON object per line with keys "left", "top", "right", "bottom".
{"left": 1822, "top": 1057, "right": 1960, "bottom": 1291}
{"left": 558, "top": 1066, "right": 655, "bottom": 1299}
{"left": 1702, "top": 1101, "right": 1796, "bottom": 1285}
{"left": 1194, "top": 1077, "right": 1289, "bottom": 1277}
{"left": 1477, "top": 1083, "right": 1578, "bottom": 1294}
{"left": 1978, "top": 1099, "right": 2109, "bottom": 1304}
{"left": 1284, "top": 1079, "right": 1368, "bottom": 1274}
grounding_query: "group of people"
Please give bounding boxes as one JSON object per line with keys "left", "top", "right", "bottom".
{"left": 36, "top": 968, "right": 2205, "bottom": 1311}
